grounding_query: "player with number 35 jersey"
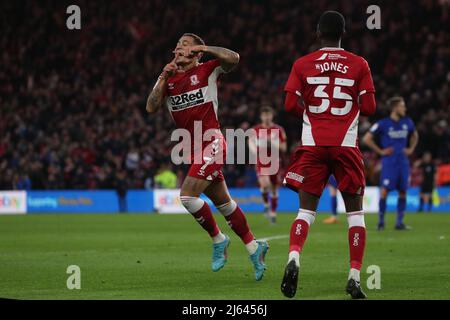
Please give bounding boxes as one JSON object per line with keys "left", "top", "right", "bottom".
{"left": 283, "top": 45, "right": 375, "bottom": 195}
{"left": 280, "top": 11, "right": 376, "bottom": 300}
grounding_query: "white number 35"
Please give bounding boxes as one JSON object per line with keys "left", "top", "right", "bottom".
{"left": 306, "top": 77, "right": 355, "bottom": 116}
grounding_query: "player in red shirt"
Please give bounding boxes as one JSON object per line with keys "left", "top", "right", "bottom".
{"left": 249, "top": 106, "right": 287, "bottom": 224}
{"left": 280, "top": 11, "right": 376, "bottom": 299}
{"left": 146, "top": 33, "right": 269, "bottom": 281}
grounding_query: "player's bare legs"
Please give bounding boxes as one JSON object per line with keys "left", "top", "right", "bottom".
{"left": 204, "top": 179, "right": 269, "bottom": 280}
{"left": 258, "top": 175, "right": 271, "bottom": 217}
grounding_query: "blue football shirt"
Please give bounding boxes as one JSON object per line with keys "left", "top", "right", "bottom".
{"left": 369, "top": 117, "right": 415, "bottom": 166}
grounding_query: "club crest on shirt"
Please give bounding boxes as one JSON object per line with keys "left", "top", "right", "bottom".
{"left": 190, "top": 75, "right": 199, "bottom": 86}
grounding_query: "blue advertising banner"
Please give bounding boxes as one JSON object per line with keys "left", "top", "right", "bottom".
{"left": 22, "top": 187, "right": 450, "bottom": 214}
{"left": 27, "top": 191, "right": 119, "bottom": 213}
{"left": 126, "top": 190, "right": 153, "bottom": 213}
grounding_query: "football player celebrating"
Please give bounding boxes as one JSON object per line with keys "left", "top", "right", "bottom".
{"left": 146, "top": 33, "right": 269, "bottom": 281}
{"left": 363, "top": 96, "right": 418, "bottom": 230}
{"left": 280, "top": 11, "right": 376, "bottom": 299}
{"left": 249, "top": 106, "right": 287, "bottom": 224}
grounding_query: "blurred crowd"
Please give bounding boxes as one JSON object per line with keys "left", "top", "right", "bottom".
{"left": 1, "top": 0, "right": 449, "bottom": 191}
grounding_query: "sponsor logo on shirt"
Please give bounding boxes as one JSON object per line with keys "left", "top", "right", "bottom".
{"left": 316, "top": 53, "right": 347, "bottom": 61}
{"left": 286, "top": 172, "right": 305, "bottom": 183}
{"left": 387, "top": 127, "right": 408, "bottom": 139}
{"left": 168, "top": 87, "right": 207, "bottom": 111}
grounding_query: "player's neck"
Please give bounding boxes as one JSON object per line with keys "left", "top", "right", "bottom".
{"left": 320, "top": 39, "right": 341, "bottom": 49}
{"left": 261, "top": 122, "right": 273, "bottom": 128}
{"left": 180, "top": 61, "right": 198, "bottom": 72}
{"left": 390, "top": 112, "right": 401, "bottom": 122}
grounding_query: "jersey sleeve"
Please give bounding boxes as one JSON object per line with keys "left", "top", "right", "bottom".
{"left": 358, "top": 59, "right": 375, "bottom": 96}
{"left": 284, "top": 61, "right": 302, "bottom": 94}
{"left": 369, "top": 121, "right": 382, "bottom": 136}
{"left": 205, "top": 59, "right": 225, "bottom": 75}
{"left": 407, "top": 118, "right": 416, "bottom": 134}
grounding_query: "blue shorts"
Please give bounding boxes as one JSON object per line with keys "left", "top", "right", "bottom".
{"left": 380, "top": 164, "right": 410, "bottom": 191}
{"left": 327, "top": 175, "right": 338, "bottom": 188}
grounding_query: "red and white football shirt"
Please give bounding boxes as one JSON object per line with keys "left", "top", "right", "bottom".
{"left": 284, "top": 48, "right": 375, "bottom": 147}
{"left": 165, "top": 59, "right": 226, "bottom": 180}
{"left": 166, "top": 58, "right": 224, "bottom": 133}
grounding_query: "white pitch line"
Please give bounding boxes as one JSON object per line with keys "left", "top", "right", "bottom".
{"left": 259, "top": 235, "right": 289, "bottom": 242}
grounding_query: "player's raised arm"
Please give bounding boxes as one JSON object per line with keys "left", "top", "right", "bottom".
{"left": 183, "top": 45, "right": 240, "bottom": 73}
{"left": 146, "top": 56, "right": 183, "bottom": 113}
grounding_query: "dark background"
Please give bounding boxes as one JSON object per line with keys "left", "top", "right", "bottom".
{"left": 0, "top": 0, "right": 449, "bottom": 190}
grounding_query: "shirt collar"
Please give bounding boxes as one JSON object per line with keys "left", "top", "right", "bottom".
{"left": 319, "top": 47, "right": 344, "bottom": 51}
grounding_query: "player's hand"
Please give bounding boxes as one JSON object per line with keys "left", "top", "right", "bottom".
{"left": 403, "top": 147, "right": 414, "bottom": 156}
{"left": 380, "top": 147, "right": 394, "bottom": 156}
{"left": 161, "top": 55, "right": 184, "bottom": 79}
{"left": 176, "top": 45, "right": 206, "bottom": 58}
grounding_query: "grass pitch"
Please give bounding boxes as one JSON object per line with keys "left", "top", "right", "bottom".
{"left": 0, "top": 212, "right": 449, "bottom": 300}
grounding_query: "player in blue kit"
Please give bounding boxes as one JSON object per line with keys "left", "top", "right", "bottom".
{"left": 322, "top": 175, "right": 339, "bottom": 224}
{"left": 363, "top": 96, "right": 419, "bottom": 230}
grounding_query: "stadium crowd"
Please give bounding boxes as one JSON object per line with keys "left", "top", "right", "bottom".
{"left": 1, "top": 0, "right": 449, "bottom": 191}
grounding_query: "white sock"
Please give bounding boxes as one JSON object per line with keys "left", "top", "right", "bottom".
{"left": 348, "top": 268, "right": 360, "bottom": 282}
{"left": 288, "top": 251, "right": 300, "bottom": 267}
{"left": 245, "top": 240, "right": 258, "bottom": 255}
{"left": 212, "top": 232, "right": 226, "bottom": 244}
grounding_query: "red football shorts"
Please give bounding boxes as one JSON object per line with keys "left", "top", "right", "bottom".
{"left": 283, "top": 146, "right": 365, "bottom": 197}
{"left": 187, "top": 136, "right": 226, "bottom": 182}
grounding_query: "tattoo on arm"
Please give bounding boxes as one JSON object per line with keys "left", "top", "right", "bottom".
{"left": 146, "top": 78, "right": 166, "bottom": 113}
{"left": 204, "top": 46, "right": 240, "bottom": 72}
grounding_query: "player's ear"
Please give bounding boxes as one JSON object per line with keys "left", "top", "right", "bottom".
{"left": 197, "top": 52, "right": 203, "bottom": 61}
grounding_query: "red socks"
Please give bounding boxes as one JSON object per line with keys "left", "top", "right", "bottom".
{"left": 224, "top": 205, "right": 254, "bottom": 244}
{"left": 289, "top": 219, "right": 310, "bottom": 253}
{"left": 191, "top": 202, "right": 220, "bottom": 237}
{"left": 289, "top": 209, "right": 316, "bottom": 253}
{"left": 271, "top": 196, "right": 278, "bottom": 212}
{"left": 348, "top": 226, "right": 366, "bottom": 270}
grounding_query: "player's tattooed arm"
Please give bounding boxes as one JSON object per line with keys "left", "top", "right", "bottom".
{"left": 204, "top": 46, "right": 240, "bottom": 72}
{"left": 146, "top": 56, "right": 183, "bottom": 113}
{"left": 187, "top": 45, "right": 240, "bottom": 72}
{"left": 404, "top": 130, "right": 419, "bottom": 156}
{"left": 146, "top": 78, "right": 166, "bottom": 114}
